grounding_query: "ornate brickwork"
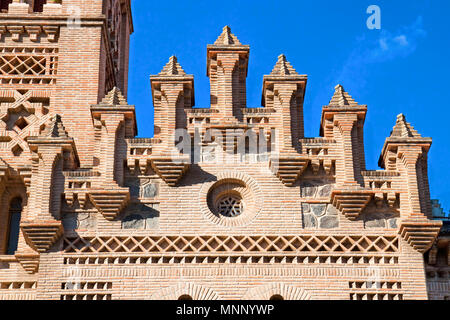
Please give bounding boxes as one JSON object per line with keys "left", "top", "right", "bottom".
{"left": 0, "top": 1, "right": 446, "bottom": 301}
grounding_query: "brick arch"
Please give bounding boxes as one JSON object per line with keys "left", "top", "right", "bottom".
{"left": 0, "top": 179, "right": 28, "bottom": 254}
{"left": 242, "top": 283, "right": 312, "bottom": 300}
{"left": 151, "top": 283, "right": 220, "bottom": 300}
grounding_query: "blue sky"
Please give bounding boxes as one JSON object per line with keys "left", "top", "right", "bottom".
{"left": 127, "top": 0, "right": 450, "bottom": 213}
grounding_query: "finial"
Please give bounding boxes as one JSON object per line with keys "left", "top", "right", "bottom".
{"left": 278, "top": 54, "right": 287, "bottom": 61}
{"left": 269, "top": 54, "right": 298, "bottom": 76}
{"left": 397, "top": 113, "right": 406, "bottom": 122}
{"left": 213, "top": 25, "right": 242, "bottom": 46}
{"left": 157, "top": 55, "right": 187, "bottom": 76}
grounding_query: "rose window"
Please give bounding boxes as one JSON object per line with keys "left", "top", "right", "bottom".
{"left": 200, "top": 173, "right": 263, "bottom": 227}
{"left": 217, "top": 195, "right": 243, "bottom": 217}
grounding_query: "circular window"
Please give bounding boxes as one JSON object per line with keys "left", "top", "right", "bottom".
{"left": 216, "top": 194, "right": 244, "bottom": 217}
{"left": 199, "top": 172, "right": 263, "bottom": 227}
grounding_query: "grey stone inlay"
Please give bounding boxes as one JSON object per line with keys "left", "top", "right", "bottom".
{"left": 300, "top": 179, "right": 335, "bottom": 198}
{"left": 326, "top": 204, "right": 339, "bottom": 216}
{"left": 121, "top": 203, "right": 159, "bottom": 229}
{"left": 388, "top": 218, "right": 398, "bottom": 229}
{"left": 123, "top": 214, "right": 145, "bottom": 229}
{"left": 62, "top": 212, "right": 96, "bottom": 231}
{"left": 301, "top": 203, "right": 310, "bottom": 213}
{"left": 363, "top": 211, "right": 399, "bottom": 229}
{"left": 78, "top": 213, "right": 96, "bottom": 230}
{"left": 318, "top": 184, "right": 333, "bottom": 197}
{"left": 311, "top": 204, "right": 327, "bottom": 217}
{"left": 303, "top": 214, "right": 317, "bottom": 228}
{"left": 141, "top": 183, "right": 158, "bottom": 198}
{"left": 302, "top": 203, "right": 339, "bottom": 229}
{"left": 319, "top": 216, "right": 339, "bottom": 229}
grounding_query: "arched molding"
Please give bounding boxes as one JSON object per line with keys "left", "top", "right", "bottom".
{"left": 151, "top": 282, "right": 220, "bottom": 300}
{"left": 242, "top": 283, "right": 312, "bottom": 300}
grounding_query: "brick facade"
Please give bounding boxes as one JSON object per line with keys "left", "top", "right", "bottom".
{"left": 0, "top": 1, "right": 448, "bottom": 300}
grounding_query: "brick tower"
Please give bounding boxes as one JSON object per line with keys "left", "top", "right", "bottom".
{"left": 0, "top": 2, "right": 448, "bottom": 300}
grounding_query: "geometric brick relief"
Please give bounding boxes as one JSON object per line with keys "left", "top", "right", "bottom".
{"left": 61, "top": 282, "right": 112, "bottom": 291}
{"left": 242, "top": 283, "right": 312, "bottom": 300}
{"left": 0, "top": 47, "right": 58, "bottom": 85}
{"left": 348, "top": 281, "right": 404, "bottom": 300}
{"left": 0, "top": 281, "right": 37, "bottom": 290}
{"left": 63, "top": 235, "right": 399, "bottom": 255}
{"left": 0, "top": 292, "right": 37, "bottom": 300}
{"left": 63, "top": 171, "right": 99, "bottom": 210}
{"left": 349, "top": 281, "right": 402, "bottom": 290}
{"left": 60, "top": 254, "right": 398, "bottom": 266}
{"left": 0, "top": 89, "right": 50, "bottom": 156}
{"left": 426, "top": 269, "right": 450, "bottom": 280}
{"left": 150, "top": 282, "right": 220, "bottom": 300}
{"left": 0, "top": 281, "right": 37, "bottom": 301}
{"left": 426, "top": 282, "right": 450, "bottom": 301}
{"left": 302, "top": 203, "right": 339, "bottom": 229}
{"left": 0, "top": 25, "right": 59, "bottom": 44}
{"left": 62, "top": 255, "right": 399, "bottom": 266}
{"left": 349, "top": 293, "right": 403, "bottom": 300}
{"left": 60, "top": 293, "right": 112, "bottom": 301}
{"left": 60, "top": 281, "right": 112, "bottom": 300}
{"left": 120, "top": 202, "right": 159, "bottom": 230}
{"left": 106, "top": 0, "right": 124, "bottom": 80}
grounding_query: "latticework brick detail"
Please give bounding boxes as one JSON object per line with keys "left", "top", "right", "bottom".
{"left": 63, "top": 255, "right": 399, "bottom": 265}
{"left": 20, "top": 221, "right": 63, "bottom": 253}
{"left": 150, "top": 155, "right": 190, "bottom": 186}
{"left": 60, "top": 282, "right": 112, "bottom": 300}
{"left": 399, "top": 219, "right": 442, "bottom": 253}
{"left": 331, "top": 189, "right": 373, "bottom": 220}
{"left": 60, "top": 294, "right": 111, "bottom": 301}
{"left": 349, "top": 293, "right": 403, "bottom": 300}
{"left": 0, "top": 282, "right": 37, "bottom": 290}
{"left": 63, "top": 235, "right": 399, "bottom": 254}
{"left": 348, "top": 281, "right": 405, "bottom": 300}
{"left": 14, "top": 252, "right": 40, "bottom": 274}
{"left": 0, "top": 89, "right": 51, "bottom": 158}
{"left": 269, "top": 155, "right": 309, "bottom": 186}
{"left": 89, "top": 189, "right": 130, "bottom": 221}
{"left": 61, "top": 282, "right": 112, "bottom": 291}
{"left": 0, "top": 47, "right": 58, "bottom": 85}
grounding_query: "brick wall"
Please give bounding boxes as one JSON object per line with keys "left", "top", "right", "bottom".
{"left": 0, "top": 2, "right": 447, "bottom": 301}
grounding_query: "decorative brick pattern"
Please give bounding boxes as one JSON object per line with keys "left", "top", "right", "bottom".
{"left": 0, "top": 2, "right": 446, "bottom": 300}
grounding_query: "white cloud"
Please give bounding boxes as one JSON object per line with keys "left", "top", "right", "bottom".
{"left": 394, "top": 35, "right": 409, "bottom": 47}
{"left": 327, "top": 16, "right": 426, "bottom": 93}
